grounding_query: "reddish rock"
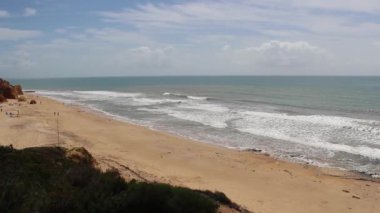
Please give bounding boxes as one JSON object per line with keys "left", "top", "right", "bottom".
{"left": 0, "top": 94, "right": 6, "bottom": 103}
{"left": 0, "top": 78, "right": 23, "bottom": 100}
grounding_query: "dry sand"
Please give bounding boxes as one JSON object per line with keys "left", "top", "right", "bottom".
{"left": 0, "top": 94, "right": 379, "bottom": 213}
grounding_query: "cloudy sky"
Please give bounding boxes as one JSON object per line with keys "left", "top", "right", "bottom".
{"left": 0, "top": 0, "right": 380, "bottom": 78}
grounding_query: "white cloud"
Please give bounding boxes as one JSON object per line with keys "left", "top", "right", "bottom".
{"left": 99, "top": 1, "right": 380, "bottom": 39}
{"left": 83, "top": 28, "right": 155, "bottom": 45}
{"left": 2, "top": 1, "right": 380, "bottom": 77}
{"left": 99, "top": 2, "right": 262, "bottom": 30}
{"left": 253, "top": 40, "right": 329, "bottom": 66}
{"left": 3, "top": 32, "right": 177, "bottom": 77}
{"left": 109, "top": 46, "right": 175, "bottom": 71}
{"left": 0, "top": 49, "right": 34, "bottom": 73}
{"left": 0, "top": 28, "right": 42, "bottom": 40}
{"left": 11, "top": 50, "right": 34, "bottom": 68}
{"left": 291, "top": 0, "right": 380, "bottom": 13}
{"left": 55, "top": 28, "right": 67, "bottom": 34}
{"left": 0, "top": 10, "right": 10, "bottom": 18}
{"left": 4, "top": 35, "right": 332, "bottom": 77}
{"left": 2, "top": 33, "right": 379, "bottom": 77}
{"left": 222, "top": 40, "right": 332, "bottom": 74}
{"left": 23, "top": 7, "right": 37, "bottom": 16}
{"left": 253, "top": 41, "right": 324, "bottom": 53}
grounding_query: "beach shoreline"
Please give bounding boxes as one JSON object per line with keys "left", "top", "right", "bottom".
{"left": 1, "top": 94, "right": 379, "bottom": 212}
{"left": 38, "top": 92, "right": 380, "bottom": 180}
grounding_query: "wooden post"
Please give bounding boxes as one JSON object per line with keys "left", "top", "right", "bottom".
{"left": 56, "top": 113, "right": 60, "bottom": 146}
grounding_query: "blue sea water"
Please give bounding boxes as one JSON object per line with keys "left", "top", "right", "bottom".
{"left": 12, "top": 76, "right": 380, "bottom": 177}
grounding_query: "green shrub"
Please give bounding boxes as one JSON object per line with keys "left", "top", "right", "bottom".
{"left": 0, "top": 146, "right": 219, "bottom": 213}
{"left": 0, "top": 145, "right": 14, "bottom": 154}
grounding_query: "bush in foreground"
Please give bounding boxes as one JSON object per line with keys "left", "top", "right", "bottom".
{"left": 0, "top": 146, "right": 236, "bottom": 213}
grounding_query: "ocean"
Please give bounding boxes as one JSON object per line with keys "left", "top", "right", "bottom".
{"left": 13, "top": 76, "right": 380, "bottom": 177}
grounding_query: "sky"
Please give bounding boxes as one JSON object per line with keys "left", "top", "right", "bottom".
{"left": 0, "top": 0, "right": 380, "bottom": 78}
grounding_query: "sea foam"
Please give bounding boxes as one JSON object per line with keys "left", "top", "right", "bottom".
{"left": 163, "top": 92, "right": 209, "bottom": 100}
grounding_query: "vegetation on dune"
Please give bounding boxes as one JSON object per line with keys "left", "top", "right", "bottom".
{"left": 0, "top": 145, "right": 241, "bottom": 213}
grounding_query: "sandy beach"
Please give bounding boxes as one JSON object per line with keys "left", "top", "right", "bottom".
{"left": 0, "top": 94, "right": 379, "bottom": 213}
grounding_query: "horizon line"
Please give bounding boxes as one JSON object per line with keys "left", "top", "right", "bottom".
{"left": 7, "top": 74, "right": 380, "bottom": 80}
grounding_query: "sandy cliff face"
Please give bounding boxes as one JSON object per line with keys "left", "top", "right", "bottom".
{"left": 0, "top": 79, "right": 23, "bottom": 102}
